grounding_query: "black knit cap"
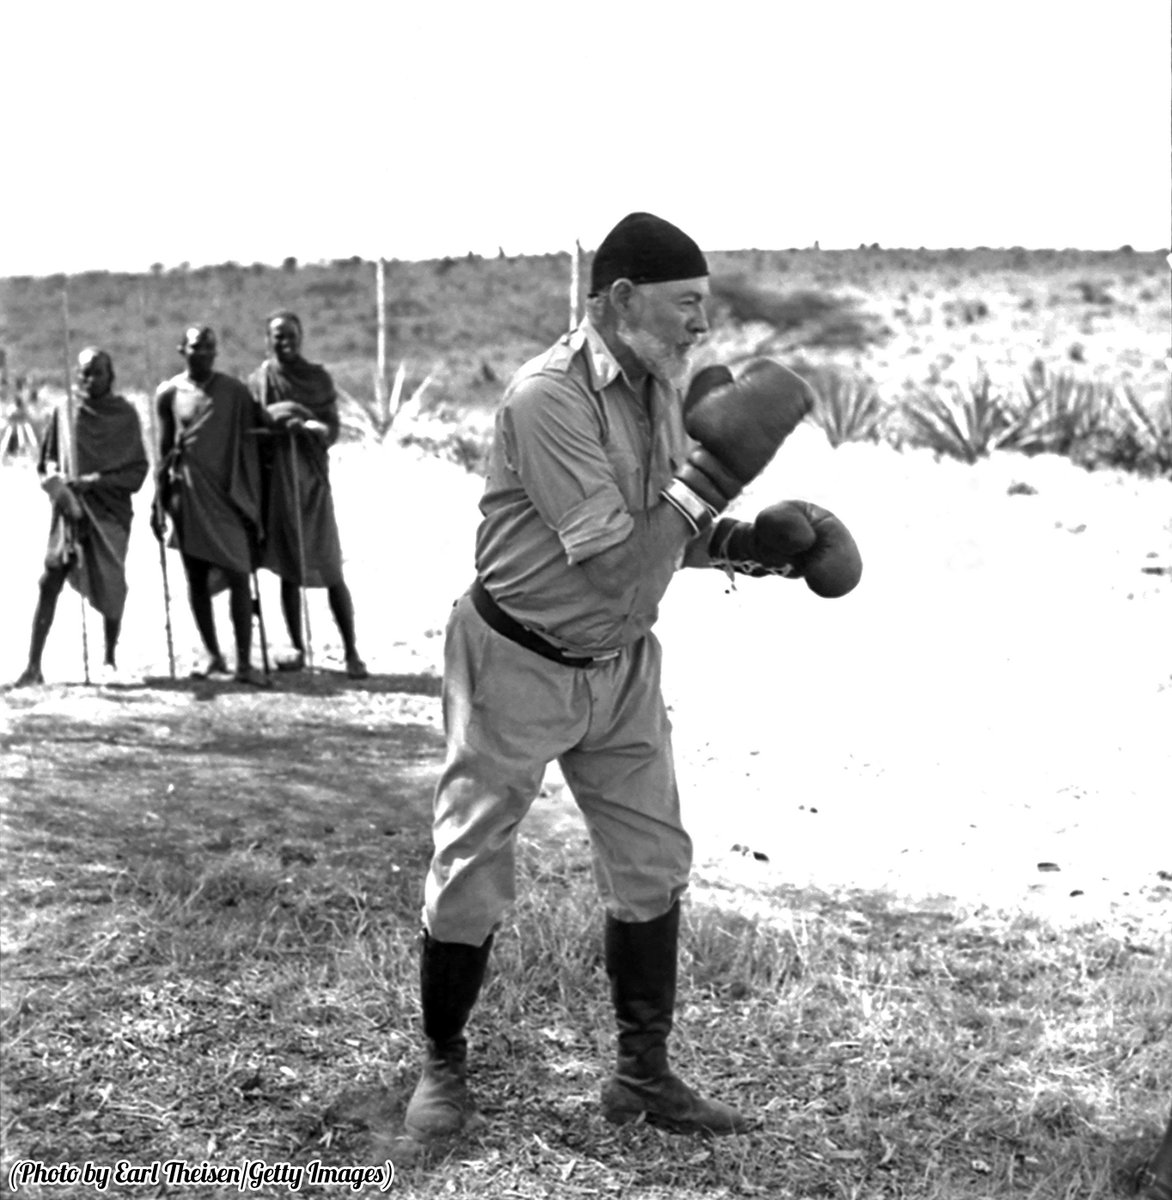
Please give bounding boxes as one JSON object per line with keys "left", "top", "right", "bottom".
{"left": 589, "top": 212, "right": 708, "bottom": 295}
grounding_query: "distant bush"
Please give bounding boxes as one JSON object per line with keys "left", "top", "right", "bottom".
{"left": 709, "top": 277, "right": 888, "bottom": 351}
{"left": 1074, "top": 279, "right": 1114, "bottom": 305}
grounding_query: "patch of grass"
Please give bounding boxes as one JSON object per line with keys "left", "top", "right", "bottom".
{"left": 2, "top": 763, "right": 1169, "bottom": 1199}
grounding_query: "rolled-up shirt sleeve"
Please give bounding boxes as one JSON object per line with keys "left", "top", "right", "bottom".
{"left": 500, "top": 377, "right": 634, "bottom": 565}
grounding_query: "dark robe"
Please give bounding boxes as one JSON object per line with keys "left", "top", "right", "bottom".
{"left": 39, "top": 391, "right": 149, "bottom": 621}
{"left": 157, "top": 372, "right": 263, "bottom": 576}
{"left": 248, "top": 358, "right": 344, "bottom": 588}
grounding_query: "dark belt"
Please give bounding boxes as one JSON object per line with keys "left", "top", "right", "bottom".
{"left": 470, "top": 578, "right": 619, "bottom": 669}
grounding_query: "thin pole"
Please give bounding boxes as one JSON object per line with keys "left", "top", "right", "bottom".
{"left": 569, "top": 239, "right": 581, "bottom": 332}
{"left": 140, "top": 286, "right": 175, "bottom": 679}
{"left": 61, "top": 283, "right": 90, "bottom": 685}
{"left": 251, "top": 568, "right": 270, "bottom": 677}
{"left": 376, "top": 257, "right": 387, "bottom": 419}
{"left": 287, "top": 433, "right": 313, "bottom": 671}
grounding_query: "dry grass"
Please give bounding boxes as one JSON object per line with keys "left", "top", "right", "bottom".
{"left": 2, "top": 684, "right": 1169, "bottom": 1198}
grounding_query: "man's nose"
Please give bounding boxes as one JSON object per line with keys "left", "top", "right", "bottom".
{"left": 688, "top": 306, "right": 709, "bottom": 335}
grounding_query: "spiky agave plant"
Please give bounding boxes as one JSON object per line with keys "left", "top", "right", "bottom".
{"left": 1115, "top": 378, "right": 1172, "bottom": 475}
{"left": 338, "top": 360, "right": 438, "bottom": 443}
{"left": 806, "top": 367, "right": 887, "bottom": 447}
{"left": 1016, "top": 368, "right": 1115, "bottom": 457}
{"left": 903, "top": 372, "right": 1021, "bottom": 464}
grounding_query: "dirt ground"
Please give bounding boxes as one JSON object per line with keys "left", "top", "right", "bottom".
{"left": 2, "top": 427, "right": 1169, "bottom": 943}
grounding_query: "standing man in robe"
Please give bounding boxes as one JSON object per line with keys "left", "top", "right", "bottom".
{"left": 13, "top": 347, "right": 148, "bottom": 687}
{"left": 249, "top": 310, "right": 367, "bottom": 679}
{"left": 152, "top": 325, "right": 268, "bottom": 686}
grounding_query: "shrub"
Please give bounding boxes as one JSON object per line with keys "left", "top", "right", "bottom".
{"left": 336, "top": 360, "right": 437, "bottom": 443}
{"left": 1115, "top": 379, "right": 1172, "bottom": 475}
{"left": 904, "top": 373, "right": 1022, "bottom": 464}
{"left": 709, "top": 277, "right": 887, "bottom": 351}
{"left": 800, "top": 365, "right": 888, "bottom": 447}
{"left": 1015, "top": 369, "right": 1116, "bottom": 458}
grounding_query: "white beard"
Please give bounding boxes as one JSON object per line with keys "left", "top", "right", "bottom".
{"left": 616, "top": 323, "right": 692, "bottom": 387}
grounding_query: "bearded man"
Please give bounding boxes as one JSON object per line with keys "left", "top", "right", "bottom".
{"left": 402, "top": 212, "right": 863, "bottom": 1143}
{"left": 14, "top": 348, "right": 148, "bottom": 687}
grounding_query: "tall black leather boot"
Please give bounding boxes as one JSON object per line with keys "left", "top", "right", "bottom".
{"left": 403, "top": 930, "right": 493, "bottom": 1141}
{"left": 601, "top": 902, "right": 747, "bottom": 1135}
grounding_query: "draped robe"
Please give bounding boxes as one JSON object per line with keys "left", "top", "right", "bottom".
{"left": 39, "top": 392, "right": 149, "bottom": 620}
{"left": 157, "top": 372, "right": 263, "bottom": 577}
{"left": 248, "top": 358, "right": 344, "bottom": 588}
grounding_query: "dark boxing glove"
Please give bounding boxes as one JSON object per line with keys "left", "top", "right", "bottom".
{"left": 709, "top": 499, "right": 862, "bottom": 598}
{"left": 661, "top": 360, "right": 814, "bottom": 535}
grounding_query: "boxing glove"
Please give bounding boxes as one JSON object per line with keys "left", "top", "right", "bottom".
{"left": 661, "top": 360, "right": 814, "bottom": 534}
{"left": 709, "top": 500, "right": 862, "bottom": 598}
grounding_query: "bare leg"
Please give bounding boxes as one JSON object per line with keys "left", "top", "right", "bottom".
{"left": 103, "top": 616, "right": 121, "bottom": 669}
{"left": 275, "top": 580, "right": 307, "bottom": 670}
{"left": 328, "top": 581, "right": 365, "bottom": 675}
{"left": 182, "top": 555, "right": 227, "bottom": 675}
{"left": 228, "top": 571, "right": 253, "bottom": 666}
{"left": 15, "top": 566, "right": 68, "bottom": 685}
{"left": 280, "top": 580, "right": 304, "bottom": 653}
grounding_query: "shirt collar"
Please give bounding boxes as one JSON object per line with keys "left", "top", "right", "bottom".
{"left": 574, "top": 319, "right": 679, "bottom": 420}
{"left": 576, "top": 318, "right": 636, "bottom": 393}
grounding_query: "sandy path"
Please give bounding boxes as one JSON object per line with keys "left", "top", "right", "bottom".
{"left": 3, "top": 431, "right": 1169, "bottom": 928}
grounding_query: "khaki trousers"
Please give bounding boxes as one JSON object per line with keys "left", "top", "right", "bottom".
{"left": 424, "top": 591, "right": 692, "bottom": 945}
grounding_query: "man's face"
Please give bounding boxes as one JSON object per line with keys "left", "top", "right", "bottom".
{"left": 75, "top": 349, "right": 113, "bottom": 401}
{"left": 180, "top": 327, "right": 217, "bottom": 379}
{"left": 268, "top": 317, "right": 302, "bottom": 365}
{"left": 617, "top": 277, "right": 710, "bottom": 386}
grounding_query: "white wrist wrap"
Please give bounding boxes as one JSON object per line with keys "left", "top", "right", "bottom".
{"left": 661, "top": 477, "right": 718, "bottom": 536}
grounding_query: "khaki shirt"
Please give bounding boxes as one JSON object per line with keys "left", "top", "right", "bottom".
{"left": 475, "top": 319, "right": 697, "bottom": 655}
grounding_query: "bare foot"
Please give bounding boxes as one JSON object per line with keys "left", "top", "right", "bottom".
{"left": 190, "top": 654, "right": 229, "bottom": 679}
{"left": 233, "top": 664, "right": 272, "bottom": 688}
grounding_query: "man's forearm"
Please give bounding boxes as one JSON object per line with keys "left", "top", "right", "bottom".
{"left": 578, "top": 501, "right": 699, "bottom": 598}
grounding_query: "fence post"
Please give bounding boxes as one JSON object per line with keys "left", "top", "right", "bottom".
{"left": 568, "top": 239, "right": 581, "bottom": 332}
{"left": 376, "top": 257, "right": 388, "bottom": 411}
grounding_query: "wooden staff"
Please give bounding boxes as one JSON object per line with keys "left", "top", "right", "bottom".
{"left": 139, "top": 286, "right": 175, "bottom": 679}
{"left": 287, "top": 431, "right": 313, "bottom": 672}
{"left": 61, "top": 282, "right": 90, "bottom": 685}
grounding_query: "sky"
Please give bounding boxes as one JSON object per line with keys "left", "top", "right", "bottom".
{"left": 2, "top": 0, "right": 1169, "bottom": 277}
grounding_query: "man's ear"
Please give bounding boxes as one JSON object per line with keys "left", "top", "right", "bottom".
{"left": 608, "top": 278, "right": 640, "bottom": 318}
